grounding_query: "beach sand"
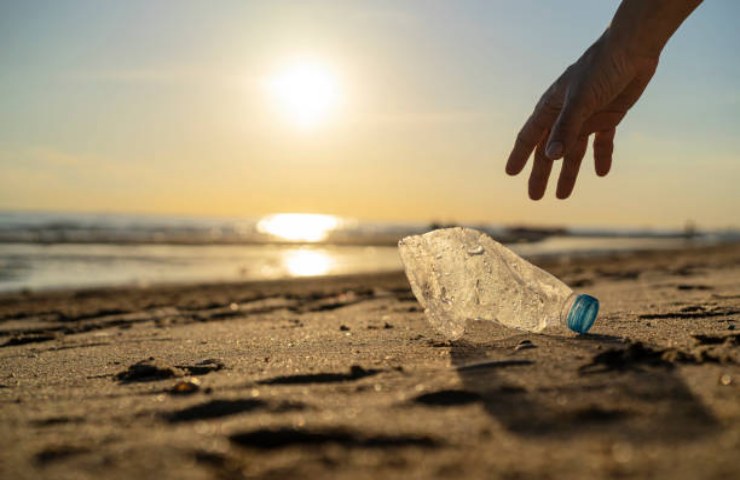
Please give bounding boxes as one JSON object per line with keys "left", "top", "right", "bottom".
{"left": 1, "top": 242, "right": 739, "bottom": 479}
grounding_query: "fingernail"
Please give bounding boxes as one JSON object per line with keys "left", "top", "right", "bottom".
{"left": 546, "top": 142, "right": 563, "bottom": 159}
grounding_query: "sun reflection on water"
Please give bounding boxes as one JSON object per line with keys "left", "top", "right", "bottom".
{"left": 257, "top": 213, "right": 341, "bottom": 242}
{"left": 283, "top": 249, "right": 335, "bottom": 277}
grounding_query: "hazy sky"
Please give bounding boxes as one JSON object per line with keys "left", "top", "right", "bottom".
{"left": 1, "top": 0, "right": 738, "bottom": 228}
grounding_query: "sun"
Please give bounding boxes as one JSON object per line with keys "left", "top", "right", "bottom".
{"left": 256, "top": 213, "right": 341, "bottom": 242}
{"left": 267, "top": 61, "right": 341, "bottom": 129}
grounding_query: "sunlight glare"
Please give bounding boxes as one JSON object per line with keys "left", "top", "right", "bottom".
{"left": 267, "top": 61, "right": 341, "bottom": 128}
{"left": 257, "top": 213, "right": 341, "bottom": 242}
{"left": 283, "top": 249, "right": 335, "bottom": 277}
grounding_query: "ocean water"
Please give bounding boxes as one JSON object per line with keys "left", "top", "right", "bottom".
{"left": 0, "top": 211, "right": 735, "bottom": 292}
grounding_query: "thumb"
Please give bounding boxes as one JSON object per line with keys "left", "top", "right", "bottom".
{"left": 546, "top": 89, "right": 589, "bottom": 160}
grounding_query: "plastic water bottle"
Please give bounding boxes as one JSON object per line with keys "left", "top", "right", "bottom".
{"left": 398, "top": 227, "right": 598, "bottom": 339}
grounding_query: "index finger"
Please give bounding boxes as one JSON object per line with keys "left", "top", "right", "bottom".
{"left": 528, "top": 134, "right": 554, "bottom": 200}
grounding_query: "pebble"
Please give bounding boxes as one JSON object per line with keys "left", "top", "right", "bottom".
{"left": 170, "top": 378, "right": 201, "bottom": 395}
{"left": 514, "top": 339, "right": 537, "bottom": 352}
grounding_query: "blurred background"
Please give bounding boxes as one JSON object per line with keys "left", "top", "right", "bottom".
{"left": 1, "top": 0, "right": 738, "bottom": 291}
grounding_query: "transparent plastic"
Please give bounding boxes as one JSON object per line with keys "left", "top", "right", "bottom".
{"left": 398, "top": 227, "right": 598, "bottom": 339}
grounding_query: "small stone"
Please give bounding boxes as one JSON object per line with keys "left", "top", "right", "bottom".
{"left": 719, "top": 374, "right": 732, "bottom": 386}
{"left": 170, "top": 378, "right": 201, "bottom": 395}
{"left": 383, "top": 322, "right": 394, "bottom": 329}
{"left": 514, "top": 339, "right": 537, "bottom": 352}
{"left": 728, "top": 324, "right": 736, "bottom": 331}
{"left": 339, "top": 325, "right": 350, "bottom": 331}
{"left": 229, "top": 303, "right": 239, "bottom": 311}
{"left": 116, "top": 359, "right": 184, "bottom": 383}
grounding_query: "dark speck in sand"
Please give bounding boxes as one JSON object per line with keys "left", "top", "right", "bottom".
{"left": 178, "top": 358, "right": 225, "bottom": 375}
{"left": 573, "top": 406, "right": 630, "bottom": 423}
{"left": 166, "top": 398, "right": 306, "bottom": 422}
{"left": 693, "top": 333, "right": 739, "bottom": 346}
{"left": 455, "top": 359, "right": 534, "bottom": 372}
{"left": 426, "top": 340, "right": 453, "bottom": 348}
{"left": 116, "top": 359, "right": 184, "bottom": 383}
{"left": 34, "top": 446, "right": 90, "bottom": 465}
{"left": 2, "top": 333, "right": 56, "bottom": 348}
{"left": 229, "top": 427, "right": 441, "bottom": 450}
{"left": 671, "top": 266, "right": 700, "bottom": 277}
{"left": 596, "top": 269, "right": 641, "bottom": 281}
{"left": 191, "top": 450, "right": 232, "bottom": 470}
{"left": 164, "top": 399, "right": 269, "bottom": 423}
{"left": 514, "top": 339, "right": 537, "bottom": 352}
{"left": 257, "top": 365, "right": 381, "bottom": 385}
{"left": 56, "top": 308, "right": 130, "bottom": 322}
{"left": 339, "top": 325, "right": 350, "bottom": 331}
{"left": 638, "top": 306, "right": 740, "bottom": 320}
{"left": 412, "top": 389, "right": 482, "bottom": 407}
{"left": 677, "top": 284, "right": 713, "bottom": 291}
{"left": 570, "top": 278, "right": 594, "bottom": 288}
{"left": 31, "top": 416, "right": 85, "bottom": 427}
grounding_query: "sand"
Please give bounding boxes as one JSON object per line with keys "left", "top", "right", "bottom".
{"left": 1, "top": 243, "right": 739, "bottom": 480}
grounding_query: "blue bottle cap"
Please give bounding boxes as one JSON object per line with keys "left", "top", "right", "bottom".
{"left": 566, "top": 294, "right": 599, "bottom": 334}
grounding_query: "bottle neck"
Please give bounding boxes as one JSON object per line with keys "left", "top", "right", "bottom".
{"left": 561, "top": 293, "right": 600, "bottom": 334}
{"left": 559, "top": 292, "right": 578, "bottom": 328}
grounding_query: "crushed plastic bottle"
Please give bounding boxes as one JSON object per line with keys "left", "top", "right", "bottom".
{"left": 398, "top": 227, "right": 598, "bottom": 339}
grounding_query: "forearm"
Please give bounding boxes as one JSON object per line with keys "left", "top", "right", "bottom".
{"left": 607, "top": 0, "right": 703, "bottom": 58}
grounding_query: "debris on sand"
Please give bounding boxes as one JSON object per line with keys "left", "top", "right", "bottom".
{"left": 514, "top": 339, "right": 537, "bottom": 352}
{"left": 116, "top": 358, "right": 184, "bottom": 383}
{"left": 179, "top": 358, "right": 225, "bottom": 375}
{"left": 169, "top": 378, "right": 201, "bottom": 395}
{"left": 258, "top": 365, "right": 381, "bottom": 385}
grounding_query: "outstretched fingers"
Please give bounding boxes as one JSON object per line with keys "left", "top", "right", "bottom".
{"left": 593, "top": 128, "right": 616, "bottom": 176}
{"left": 528, "top": 134, "right": 554, "bottom": 200}
{"left": 545, "top": 87, "right": 590, "bottom": 161}
{"left": 556, "top": 136, "right": 588, "bottom": 199}
{"left": 506, "top": 97, "right": 560, "bottom": 176}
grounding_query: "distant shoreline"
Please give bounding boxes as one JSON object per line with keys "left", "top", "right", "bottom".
{"left": 2, "top": 239, "right": 737, "bottom": 294}
{"left": 0, "top": 228, "right": 719, "bottom": 248}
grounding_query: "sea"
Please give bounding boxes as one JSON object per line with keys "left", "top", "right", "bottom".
{"left": 1, "top": 211, "right": 737, "bottom": 293}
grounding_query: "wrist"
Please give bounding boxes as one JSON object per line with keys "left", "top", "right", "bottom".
{"left": 607, "top": 0, "right": 702, "bottom": 59}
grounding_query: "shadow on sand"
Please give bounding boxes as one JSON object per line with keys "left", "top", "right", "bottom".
{"left": 449, "top": 331, "right": 719, "bottom": 443}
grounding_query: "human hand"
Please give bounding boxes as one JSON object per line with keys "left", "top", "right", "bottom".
{"left": 505, "top": 33, "right": 658, "bottom": 200}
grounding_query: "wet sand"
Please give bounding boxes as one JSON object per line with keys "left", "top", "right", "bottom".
{"left": 1, "top": 243, "right": 739, "bottom": 479}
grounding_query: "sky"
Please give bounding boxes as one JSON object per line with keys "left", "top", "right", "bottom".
{"left": 0, "top": 0, "right": 738, "bottom": 229}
